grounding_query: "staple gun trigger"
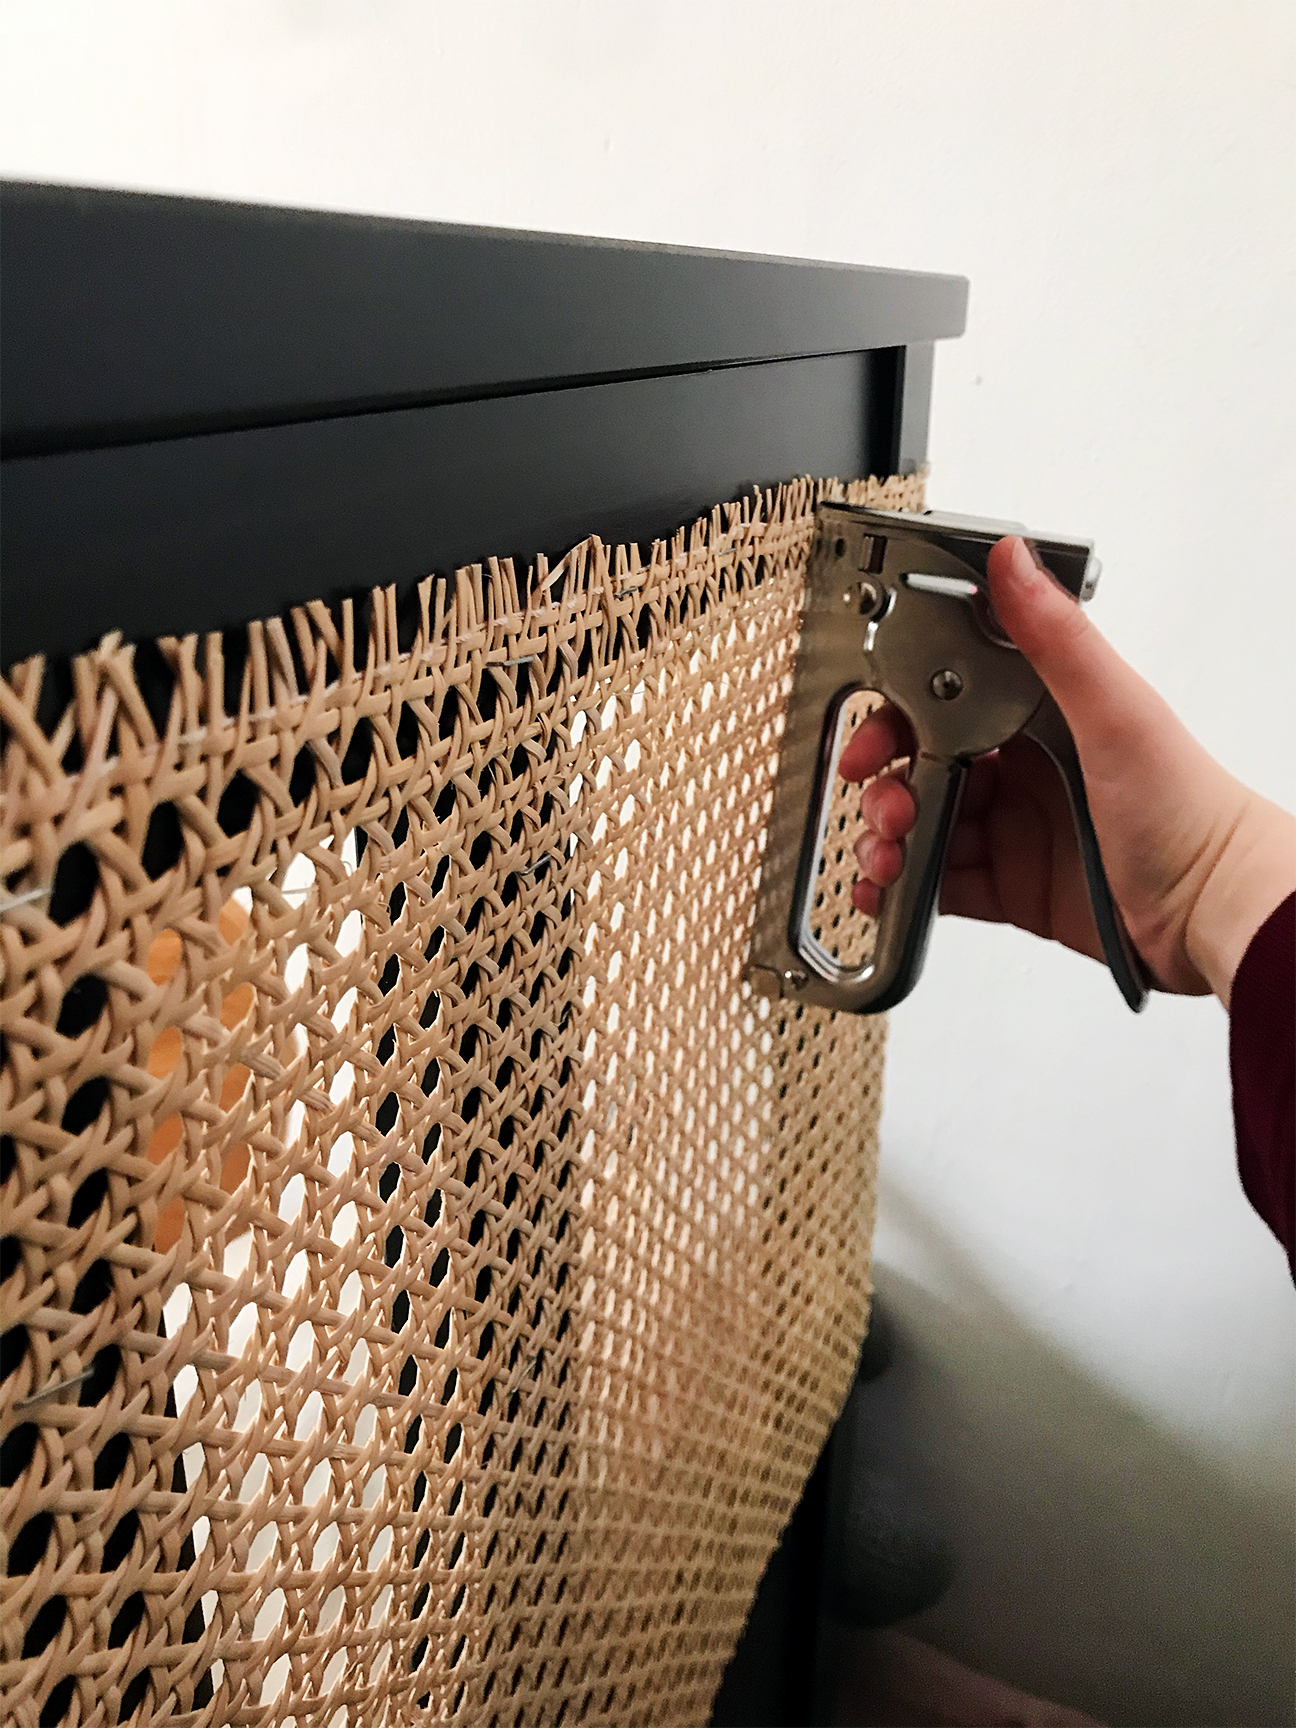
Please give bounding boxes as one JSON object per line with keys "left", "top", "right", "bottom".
{"left": 745, "top": 504, "right": 1149, "bottom": 1015}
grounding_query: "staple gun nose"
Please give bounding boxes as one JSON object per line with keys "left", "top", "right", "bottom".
{"left": 745, "top": 503, "right": 1148, "bottom": 1014}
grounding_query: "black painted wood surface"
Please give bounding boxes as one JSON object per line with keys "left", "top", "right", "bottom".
{"left": 1, "top": 182, "right": 966, "bottom": 459}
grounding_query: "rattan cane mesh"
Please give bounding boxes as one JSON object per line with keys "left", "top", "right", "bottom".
{"left": 0, "top": 470, "right": 922, "bottom": 1728}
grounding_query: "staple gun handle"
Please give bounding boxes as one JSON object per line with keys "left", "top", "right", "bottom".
{"left": 864, "top": 697, "right": 1151, "bottom": 1014}
{"left": 854, "top": 751, "right": 969, "bottom": 1013}
{"left": 1021, "top": 691, "right": 1150, "bottom": 1011}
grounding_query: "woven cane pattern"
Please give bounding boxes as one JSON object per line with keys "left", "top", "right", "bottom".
{"left": 0, "top": 470, "right": 922, "bottom": 1728}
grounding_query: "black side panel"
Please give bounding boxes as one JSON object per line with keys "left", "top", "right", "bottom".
{"left": 1, "top": 182, "right": 967, "bottom": 457}
{"left": 4, "top": 350, "right": 885, "bottom": 665}
{"left": 710, "top": 1448, "right": 832, "bottom": 1728}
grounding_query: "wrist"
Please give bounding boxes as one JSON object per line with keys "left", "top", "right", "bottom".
{"left": 1184, "top": 791, "right": 1296, "bottom": 1008}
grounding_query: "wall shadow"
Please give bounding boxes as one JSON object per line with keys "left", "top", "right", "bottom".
{"left": 833, "top": 1174, "right": 1295, "bottom": 1728}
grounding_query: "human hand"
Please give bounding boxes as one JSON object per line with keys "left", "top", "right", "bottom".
{"left": 839, "top": 536, "right": 1296, "bottom": 1006}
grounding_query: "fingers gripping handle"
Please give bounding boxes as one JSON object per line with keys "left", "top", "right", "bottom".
{"left": 852, "top": 753, "right": 968, "bottom": 1011}
{"left": 789, "top": 751, "right": 967, "bottom": 1013}
{"left": 785, "top": 700, "right": 1148, "bottom": 1014}
{"left": 1021, "top": 692, "right": 1150, "bottom": 1012}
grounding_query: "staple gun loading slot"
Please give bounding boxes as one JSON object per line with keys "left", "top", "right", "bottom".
{"left": 745, "top": 504, "right": 1149, "bottom": 1014}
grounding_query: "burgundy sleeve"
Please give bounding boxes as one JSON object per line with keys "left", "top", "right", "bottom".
{"left": 1229, "top": 891, "right": 1295, "bottom": 1281}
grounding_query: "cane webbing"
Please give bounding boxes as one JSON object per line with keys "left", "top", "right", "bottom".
{"left": 0, "top": 470, "right": 922, "bottom": 1728}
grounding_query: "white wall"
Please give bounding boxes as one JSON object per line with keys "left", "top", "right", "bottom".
{"left": 3, "top": 4, "right": 1291, "bottom": 1723}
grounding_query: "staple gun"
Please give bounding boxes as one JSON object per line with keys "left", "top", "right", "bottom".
{"left": 745, "top": 503, "right": 1149, "bottom": 1014}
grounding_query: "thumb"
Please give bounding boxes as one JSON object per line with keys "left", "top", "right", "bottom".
{"left": 986, "top": 535, "right": 1160, "bottom": 764}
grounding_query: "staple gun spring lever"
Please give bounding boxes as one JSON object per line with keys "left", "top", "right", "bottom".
{"left": 745, "top": 503, "right": 1149, "bottom": 1015}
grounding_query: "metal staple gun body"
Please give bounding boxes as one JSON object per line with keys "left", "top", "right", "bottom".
{"left": 746, "top": 503, "right": 1149, "bottom": 1015}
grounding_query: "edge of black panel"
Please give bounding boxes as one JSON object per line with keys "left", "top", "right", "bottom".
{"left": 0, "top": 181, "right": 967, "bottom": 457}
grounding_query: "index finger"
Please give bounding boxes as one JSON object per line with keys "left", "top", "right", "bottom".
{"left": 838, "top": 702, "right": 915, "bottom": 783}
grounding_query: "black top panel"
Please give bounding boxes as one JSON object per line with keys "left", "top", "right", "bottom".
{"left": 0, "top": 182, "right": 967, "bottom": 457}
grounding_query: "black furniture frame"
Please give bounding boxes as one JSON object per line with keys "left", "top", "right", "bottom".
{"left": 0, "top": 181, "right": 967, "bottom": 1724}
